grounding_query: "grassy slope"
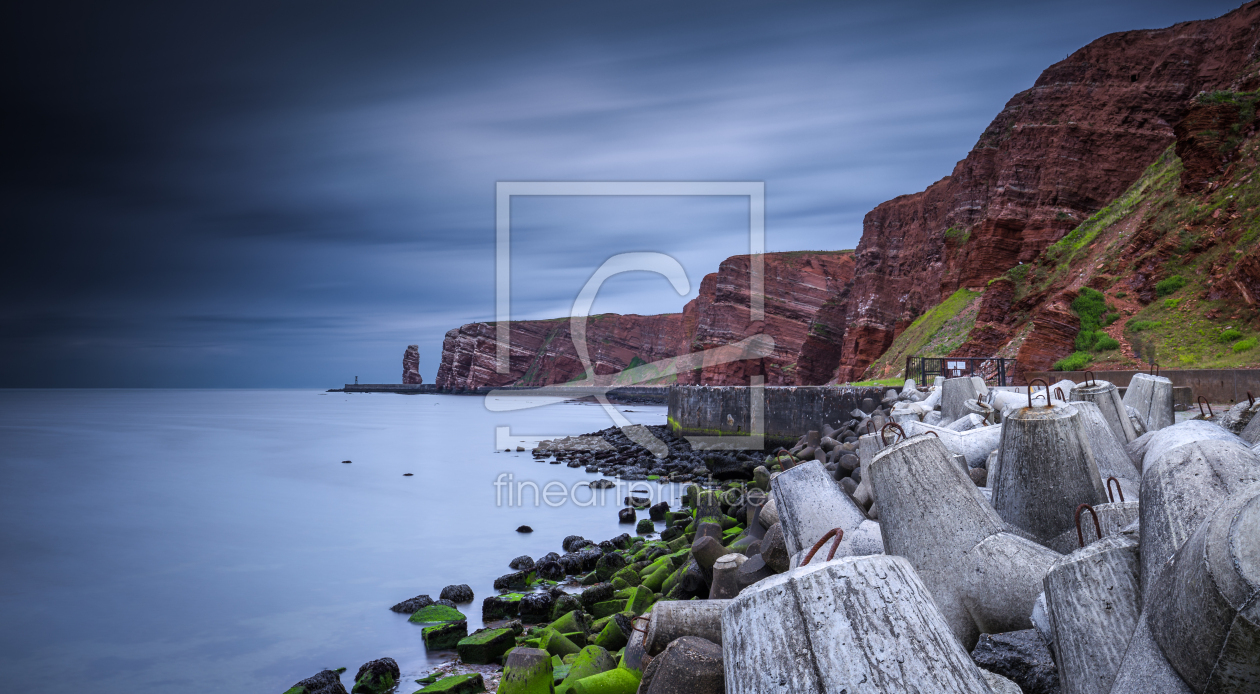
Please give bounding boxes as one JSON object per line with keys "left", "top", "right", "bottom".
{"left": 858, "top": 287, "right": 984, "bottom": 380}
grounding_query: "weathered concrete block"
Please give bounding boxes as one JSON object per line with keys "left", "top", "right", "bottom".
{"left": 788, "top": 518, "right": 884, "bottom": 568}
{"left": 639, "top": 636, "right": 723, "bottom": 694}
{"left": 498, "top": 647, "right": 553, "bottom": 694}
{"left": 644, "top": 599, "right": 727, "bottom": 656}
{"left": 721, "top": 555, "right": 998, "bottom": 693}
{"left": 1108, "top": 613, "right": 1193, "bottom": 694}
{"left": 1244, "top": 406, "right": 1260, "bottom": 444}
{"left": 1043, "top": 534, "right": 1141, "bottom": 694}
{"left": 709, "top": 552, "right": 747, "bottom": 599}
{"left": 1140, "top": 419, "right": 1245, "bottom": 472}
{"left": 1045, "top": 500, "right": 1139, "bottom": 554}
{"left": 1219, "top": 399, "right": 1260, "bottom": 435}
{"left": 942, "top": 376, "right": 982, "bottom": 425}
{"left": 869, "top": 434, "right": 1059, "bottom": 648}
{"left": 991, "top": 403, "right": 1107, "bottom": 544}
{"left": 944, "top": 412, "right": 987, "bottom": 432}
{"left": 1071, "top": 378, "right": 1138, "bottom": 444}
{"left": 769, "top": 460, "right": 866, "bottom": 557}
{"left": 1139, "top": 439, "right": 1260, "bottom": 600}
{"left": 1122, "top": 372, "right": 1174, "bottom": 432}
{"left": 1147, "top": 482, "right": 1260, "bottom": 693}
{"left": 1071, "top": 399, "right": 1141, "bottom": 496}
{"left": 901, "top": 420, "right": 1003, "bottom": 469}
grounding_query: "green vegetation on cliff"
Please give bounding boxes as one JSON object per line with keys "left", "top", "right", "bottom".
{"left": 859, "top": 287, "right": 983, "bottom": 380}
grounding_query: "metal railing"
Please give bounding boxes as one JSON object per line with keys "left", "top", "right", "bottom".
{"left": 906, "top": 356, "right": 1013, "bottom": 386}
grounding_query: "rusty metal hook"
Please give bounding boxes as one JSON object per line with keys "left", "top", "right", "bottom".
{"left": 1076, "top": 503, "right": 1102, "bottom": 548}
{"left": 880, "top": 422, "right": 907, "bottom": 445}
{"left": 1152, "top": 362, "right": 1160, "bottom": 377}
{"left": 864, "top": 420, "right": 877, "bottom": 435}
{"left": 1028, "top": 378, "right": 1050, "bottom": 409}
{"left": 1084, "top": 370, "right": 1097, "bottom": 387}
{"left": 1054, "top": 386, "right": 1066, "bottom": 402}
{"left": 630, "top": 614, "right": 651, "bottom": 635}
{"left": 1107, "top": 477, "right": 1125, "bottom": 503}
{"left": 800, "top": 528, "right": 845, "bottom": 566}
{"left": 1249, "top": 392, "right": 1255, "bottom": 409}
{"left": 923, "top": 430, "right": 939, "bottom": 438}
{"left": 1198, "top": 396, "right": 1214, "bottom": 418}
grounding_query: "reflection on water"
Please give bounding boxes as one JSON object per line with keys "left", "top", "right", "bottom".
{"left": 0, "top": 390, "right": 671, "bottom": 693}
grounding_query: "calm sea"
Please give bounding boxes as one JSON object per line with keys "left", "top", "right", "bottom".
{"left": 0, "top": 389, "right": 672, "bottom": 693}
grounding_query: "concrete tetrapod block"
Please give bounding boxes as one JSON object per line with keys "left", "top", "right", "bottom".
{"left": 757, "top": 497, "right": 778, "bottom": 528}
{"left": 1045, "top": 500, "right": 1139, "bottom": 555}
{"left": 1139, "top": 419, "right": 1245, "bottom": 473}
{"left": 498, "top": 647, "right": 554, "bottom": 694}
{"left": 1147, "top": 482, "right": 1260, "bottom": 693}
{"left": 643, "top": 599, "right": 727, "bottom": 656}
{"left": 1043, "top": 534, "right": 1141, "bottom": 694}
{"left": 1122, "top": 372, "right": 1174, "bottom": 432}
{"left": 901, "top": 420, "right": 1002, "bottom": 469}
{"left": 1221, "top": 400, "right": 1260, "bottom": 434}
{"left": 1069, "top": 399, "right": 1142, "bottom": 497}
{"left": 942, "top": 376, "right": 983, "bottom": 425}
{"left": 787, "top": 518, "right": 884, "bottom": 569}
{"left": 990, "top": 402, "right": 1108, "bottom": 544}
{"left": 639, "top": 636, "right": 724, "bottom": 694}
{"left": 1139, "top": 439, "right": 1260, "bottom": 601}
{"left": 620, "top": 608, "right": 650, "bottom": 671}
{"left": 1108, "top": 612, "right": 1194, "bottom": 694}
{"left": 1070, "top": 379, "right": 1138, "bottom": 444}
{"left": 944, "top": 412, "right": 987, "bottom": 432}
{"left": 769, "top": 460, "right": 867, "bottom": 558}
{"left": 868, "top": 434, "right": 1060, "bottom": 648}
{"left": 721, "top": 554, "right": 999, "bottom": 694}
{"left": 709, "top": 553, "right": 747, "bottom": 599}
{"left": 1244, "top": 407, "right": 1260, "bottom": 444}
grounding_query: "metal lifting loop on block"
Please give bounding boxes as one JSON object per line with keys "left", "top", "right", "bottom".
{"left": 1028, "top": 378, "right": 1050, "bottom": 409}
{"left": 1075, "top": 503, "right": 1102, "bottom": 548}
{"left": 880, "top": 422, "right": 907, "bottom": 445}
{"left": 1054, "top": 386, "right": 1066, "bottom": 402}
{"left": 800, "top": 527, "right": 845, "bottom": 566}
{"left": 1084, "top": 370, "right": 1097, "bottom": 387}
{"left": 1152, "top": 362, "right": 1160, "bottom": 377}
{"left": 630, "top": 614, "right": 651, "bottom": 635}
{"left": 1106, "top": 476, "right": 1125, "bottom": 503}
{"left": 1198, "top": 396, "right": 1214, "bottom": 418}
{"left": 923, "top": 431, "right": 939, "bottom": 438}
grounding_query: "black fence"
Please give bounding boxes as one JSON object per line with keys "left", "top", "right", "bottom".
{"left": 906, "top": 356, "right": 1013, "bottom": 386}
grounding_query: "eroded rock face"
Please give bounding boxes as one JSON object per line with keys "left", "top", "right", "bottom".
{"left": 402, "top": 344, "right": 422, "bottom": 384}
{"left": 434, "top": 251, "right": 854, "bottom": 389}
{"left": 829, "top": 2, "right": 1260, "bottom": 383}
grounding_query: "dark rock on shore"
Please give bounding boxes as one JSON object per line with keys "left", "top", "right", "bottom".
{"left": 649, "top": 501, "right": 670, "bottom": 521}
{"left": 509, "top": 555, "right": 535, "bottom": 571}
{"left": 389, "top": 595, "right": 433, "bottom": 614}
{"left": 434, "top": 598, "right": 458, "bottom": 608}
{"left": 971, "top": 630, "right": 1060, "bottom": 694}
{"left": 283, "top": 669, "right": 348, "bottom": 694}
{"left": 515, "top": 525, "right": 533, "bottom": 533}
{"left": 493, "top": 570, "right": 533, "bottom": 590}
{"left": 580, "top": 582, "right": 615, "bottom": 607}
{"left": 351, "top": 657, "right": 399, "bottom": 694}
{"left": 518, "top": 592, "right": 554, "bottom": 622}
{"left": 562, "top": 535, "right": 590, "bottom": 552}
{"left": 440, "top": 584, "right": 474, "bottom": 603}
{"left": 618, "top": 508, "right": 636, "bottom": 523}
{"left": 536, "top": 560, "right": 564, "bottom": 581}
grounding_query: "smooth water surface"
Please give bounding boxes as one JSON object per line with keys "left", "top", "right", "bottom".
{"left": 0, "top": 390, "right": 671, "bottom": 693}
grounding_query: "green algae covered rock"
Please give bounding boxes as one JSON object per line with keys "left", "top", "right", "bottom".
{"left": 610, "top": 564, "right": 641, "bottom": 587}
{"left": 548, "top": 607, "right": 586, "bottom": 635}
{"left": 550, "top": 593, "right": 582, "bottom": 622}
{"left": 481, "top": 593, "right": 524, "bottom": 621}
{"left": 591, "top": 614, "right": 631, "bottom": 651}
{"left": 554, "top": 645, "right": 616, "bottom": 694}
{"left": 422, "top": 619, "right": 468, "bottom": 650}
{"left": 498, "top": 647, "right": 553, "bottom": 694}
{"left": 409, "top": 604, "right": 466, "bottom": 624}
{"left": 635, "top": 518, "right": 654, "bottom": 535}
{"left": 350, "top": 658, "right": 399, "bottom": 694}
{"left": 539, "top": 628, "right": 581, "bottom": 657}
{"left": 567, "top": 666, "right": 641, "bottom": 694}
{"left": 624, "top": 586, "right": 653, "bottom": 615}
{"left": 456, "top": 627, "right": 515, "bottom": 665}
{"left": 413, "top": 672, "right": 485, "bottom": 693}
{"left": 589, "top": 599, "right": 628, "bottom": 619}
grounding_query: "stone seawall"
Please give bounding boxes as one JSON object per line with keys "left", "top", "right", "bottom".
{"left": 667, "top": 385, "right": 887, "bottom": 448}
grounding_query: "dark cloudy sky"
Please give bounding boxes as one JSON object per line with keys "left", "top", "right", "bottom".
{"left": 1, "top": 0, "right": 1242, "bottom": 387}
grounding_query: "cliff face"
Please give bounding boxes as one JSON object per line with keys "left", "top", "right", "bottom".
{"left": 822, "top": 1, "right": 1260, "bottom": 382}
{"left": 434, "top": 251, "right": 854, "bottom": 390}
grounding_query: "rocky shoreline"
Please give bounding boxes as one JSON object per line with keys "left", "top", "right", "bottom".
{"left": 286, "top": 374, "right": 1260, "bottom": 694}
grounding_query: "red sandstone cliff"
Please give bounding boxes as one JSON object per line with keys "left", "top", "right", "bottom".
{"left": 434, "top": 251, "right": 854, "bottom": 390}
{"left": 816, "top": 1, "right": 1260, "bottom": 383}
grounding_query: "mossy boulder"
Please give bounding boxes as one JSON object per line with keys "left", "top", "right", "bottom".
{"left": 591, "top": 613, "right": 632, "bottom": 651}
{"left": 594, "top": 553, "right": 627, "bottom": 582}
{"left": 409, "top": 604, "right": 466, "bottom": 624}
{"left": 634, "top": 518, "right": 655, "bottom": 535}
{"left": 579, "top": 583, "right": 615, "bottom": 607}
{"left": 350, "top": 658, "right": 398, "bottom": 694}
{"left": 550, "top": 593, "right": 582, "bottom": 622}
{"left": 555, "top": 646, "right": 616, "bottom": 693}
{"left": 589, "top": 599, "right": 628, "bottom": 619}
{"left": 624, "top": 586, "right": 653, "bottom": 614}
{"left": 414, "top": 672, "right": 485, "bottom": 693}
{"left": 481, "top": 593, "right": 524, "bottom": 621}
{"left": 422, "top": 619, "right": 468, "bottom": 650}
{"left": 539, "top": 628, "right": 581, "bottom": 657}
{"left": 549, "top": 608, "right": 587, "bottom": 635}
{"left": 498, "top": 647, "right": 553, "bottom": 694}
{"left": 610, "top": 565, "right": 641, "bottom": 587}
{"left": 567, "top": 666, "right": 641, "bottom": 694}
{"left": 282, "top": 669, "right": 348, "bottom": 694}
{"left": 518, "top": 592, "right": 554, "bottom": 623}
{"left": 494, "top": 570, "right": 536, "bottom": 590}
{"left": 457, "top": 627, "right": 516, "bottom": 664}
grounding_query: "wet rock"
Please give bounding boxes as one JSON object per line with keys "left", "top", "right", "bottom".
{"left": 389, "top": 594, "right": 432, "bottom": 614}
{"left": 759, "top": 523, "right": 789, "bottom": 573}
{"left": 535, "top": 560, "right": 564, "bottom": 582}
{"left": 481, "top": 593, "right": 523, "bottom": 621}
{"left": 351, "top": 657, "right": 399, "bottom": 694}
{"left": 493, "top": 570, "right": 532, "bottom": 591}
{"left": 970, "top": 630, "right": 1060, "bottom": 694}
{"left": 508, "top": 555, "right": 535, "bottom": 571}
{"left": 515, "top": 525, "right": 533, "bottom": 533}
{"left": 539, "top": 551, "right": 560, "bottom": 564}
{"left": 518, "top": 592, "right": 554, "bottom": 623}
{"left": 440, "top": 584, "right": 474, "bottom": 603}
{"left": 433, "top": 598, "right": 458, "bottom": 608}
{"left": 618, "top": 507, "right": 636, "bottom": 523}
{"left": 636, "top": 518, "right": 655, "bottom": 535}
{"left": 649, "top": 501, "right": 670, "bottom": 521}
{"left": 283, "top": 669, "right": 348, "bottom": 694}
{"left": 969, "top": 467, "right": 987, "bottom": 486}
{"left": 580, "top": 582, "right": 615, "bottom": 607}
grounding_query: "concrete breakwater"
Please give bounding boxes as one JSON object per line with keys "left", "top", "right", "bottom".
{"left": 667, "top": 385, "right": 887, "bottom": 448}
